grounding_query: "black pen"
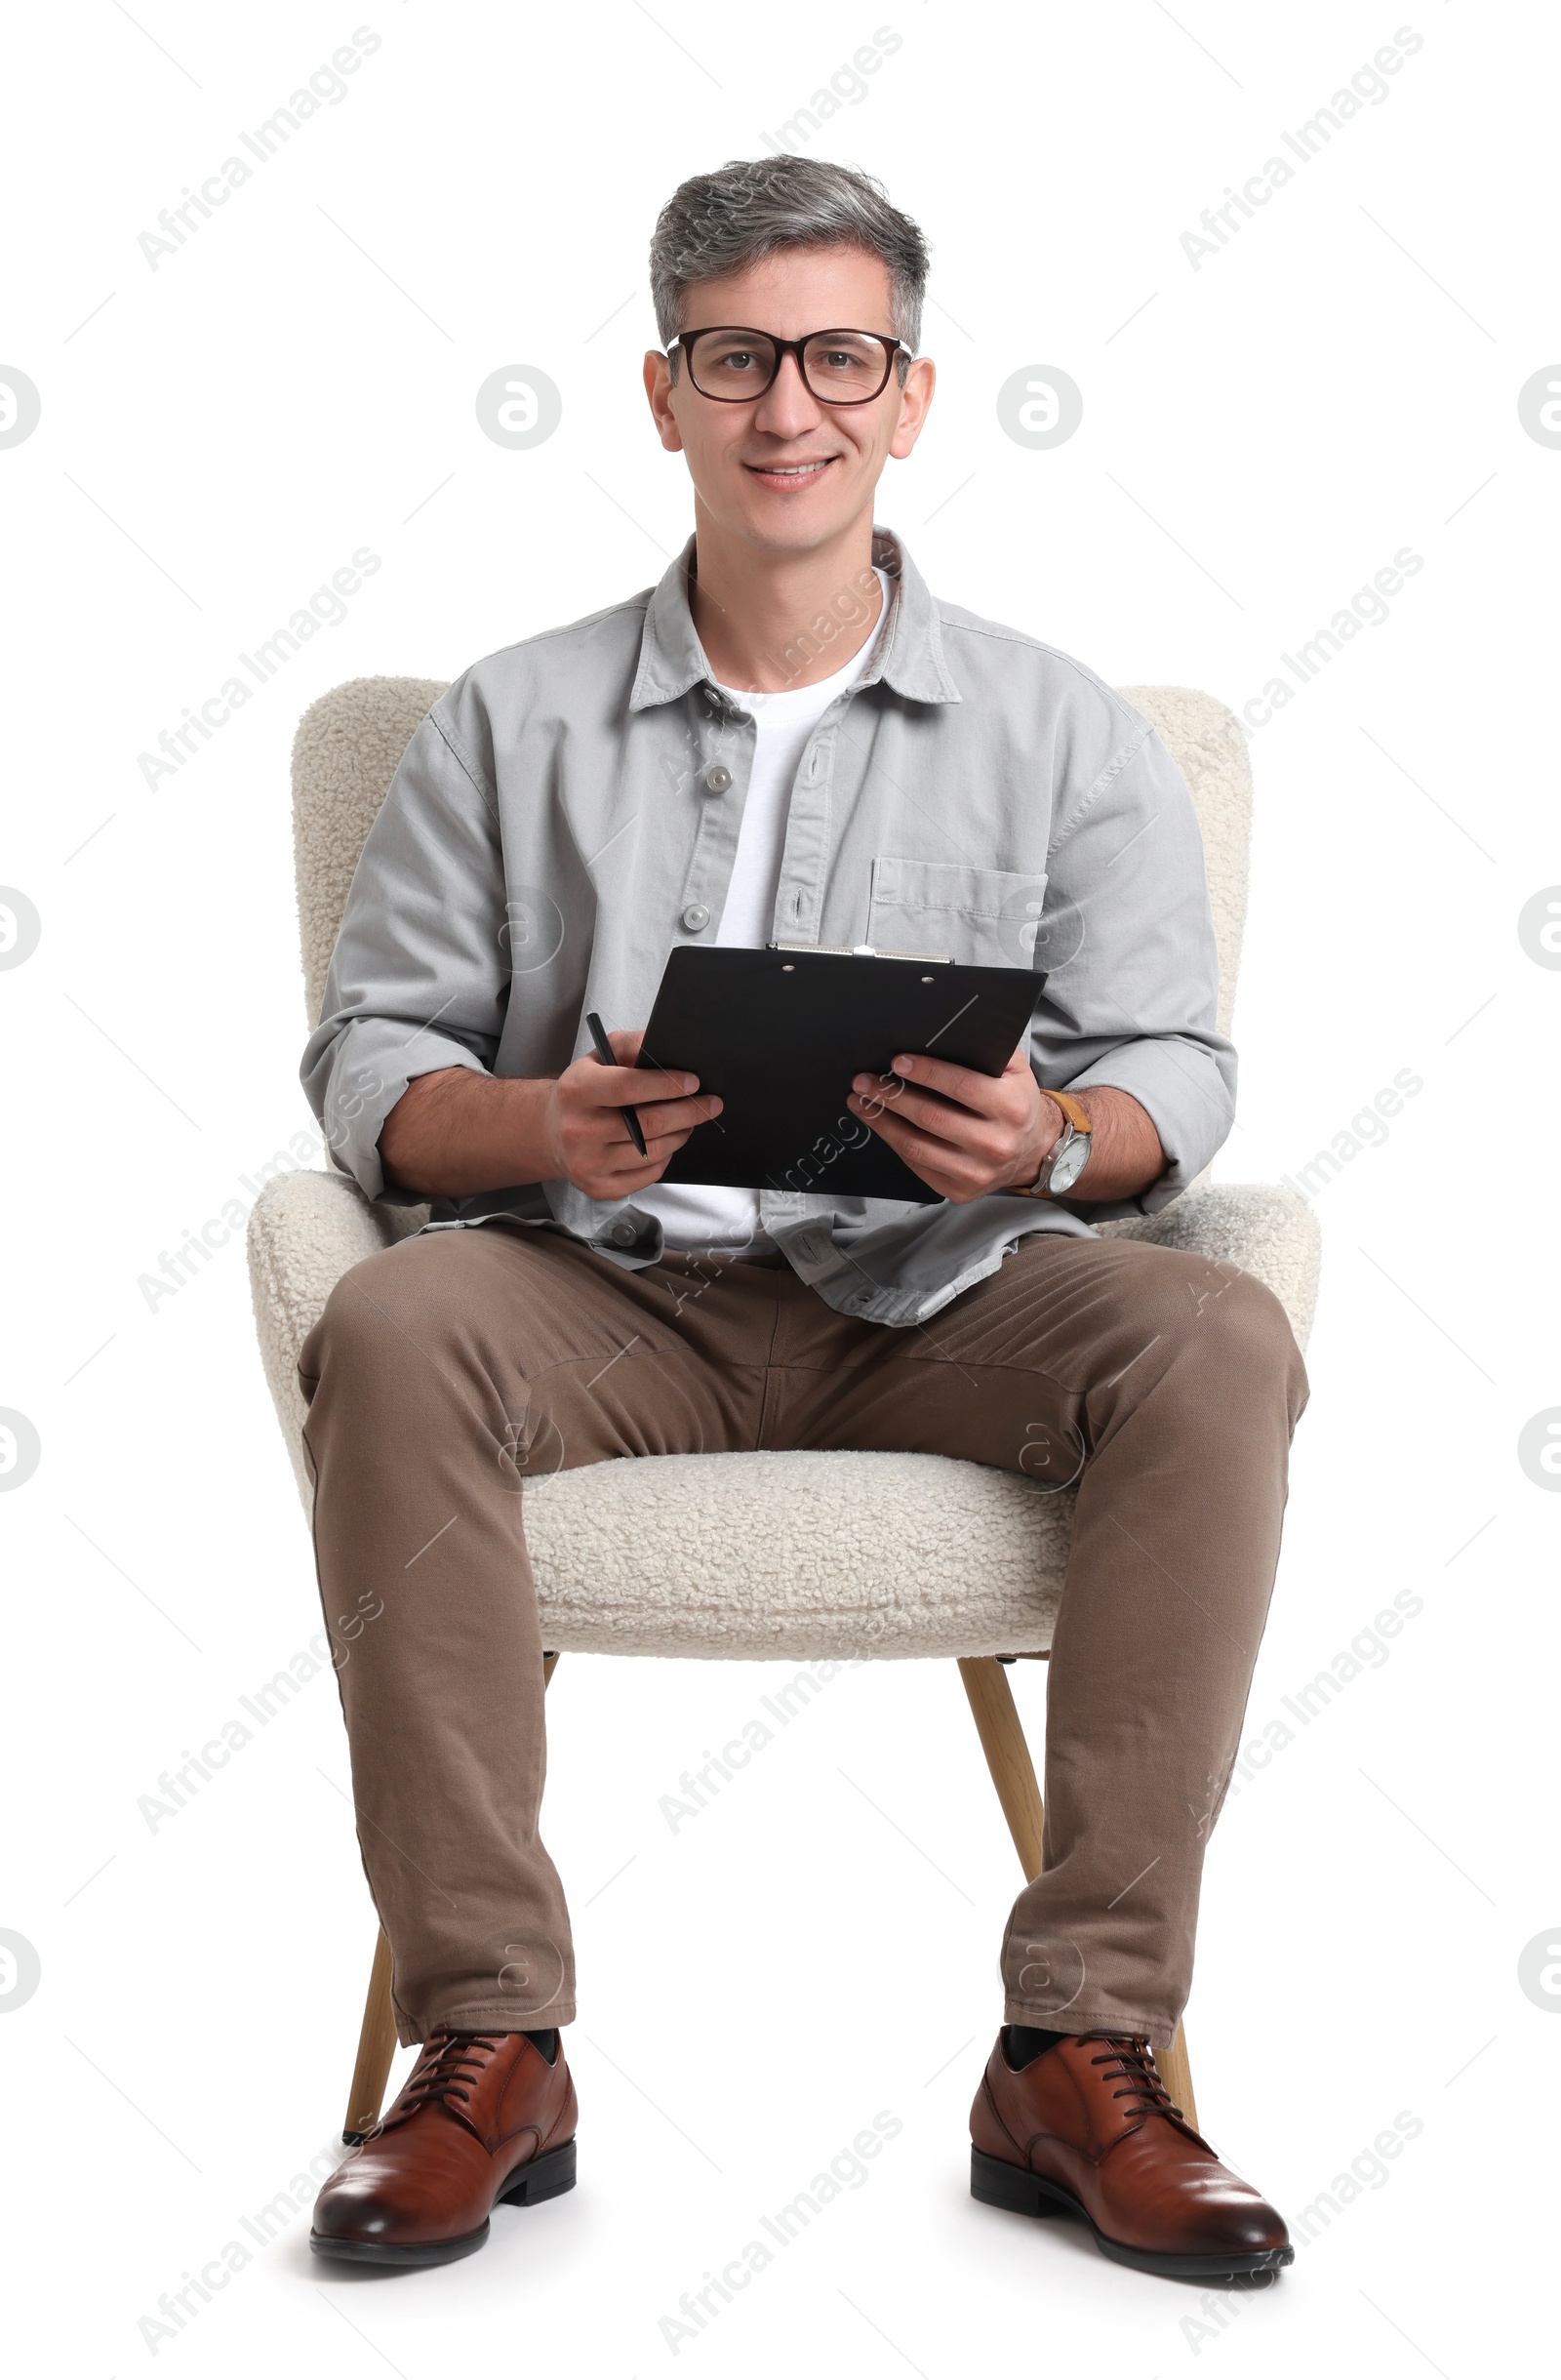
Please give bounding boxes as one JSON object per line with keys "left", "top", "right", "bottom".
{"left": 583, "top": 1010, "right": 648, "bottom": 1155}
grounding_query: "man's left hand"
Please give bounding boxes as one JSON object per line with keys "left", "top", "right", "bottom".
{"left": 847, "top": 1048, "right": 1059, "bottom": 1203}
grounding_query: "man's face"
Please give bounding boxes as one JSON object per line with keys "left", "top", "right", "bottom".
{"left": 644, "top": 244, "right": 934, "bottom": 555}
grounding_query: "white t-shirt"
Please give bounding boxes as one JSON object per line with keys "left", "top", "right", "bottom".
{"left": 637, "top": 569, "right": 892, "bottom": 1254}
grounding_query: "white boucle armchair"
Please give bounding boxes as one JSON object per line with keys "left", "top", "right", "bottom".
{"left": 247, "top": 675, "right": 1319, "bottom": 2142}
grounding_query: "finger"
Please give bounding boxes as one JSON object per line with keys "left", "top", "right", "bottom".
{"left": 578, "top": 1057, "right": 701, "bottom": 1109}
{"left": 591, "top": 1082, "right": 723, "bottom": 1149}
{"left": 848, "top": 1080, "right": 1002, "bottom": 1155}
{"left": 585, "top": 1119, "right": 698, "bottom": 1177}
{"left": 850, "top": 1079, "right": 961, "bottom": 1138}
{"left": 849, "top": 1100, "right": 993, "bottom": 1199}
{"left": 602, "top": 1092, "right": 720, "bottom": 1141}
{"left": 845, "top": 1070, "right": 906, "bottom": 1123}
{"left": 598, "top": 1143, "right": 693, "bottom": 1184}
{"left": 595, "top": 1118, "right": 715, "bottom": 1190}
{"left": 883, "top": 1051, "right": 1006, "bottom": 1113}
{"left": 606, "top": 1028, "right": 646, "bottom": 1064}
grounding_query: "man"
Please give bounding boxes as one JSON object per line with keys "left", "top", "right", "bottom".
{"left": 300, "top": 155, "right": 1306, "bottom": 2279}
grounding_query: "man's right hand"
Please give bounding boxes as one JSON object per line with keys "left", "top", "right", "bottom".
{"left": 541, "top": 1028, "right": 720, "bottom": 1197}
{"left": 378, "top": 1034, "right": 720, "bottom": 1200}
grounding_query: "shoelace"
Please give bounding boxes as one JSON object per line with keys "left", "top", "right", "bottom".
{"left": 390, "top": 2027, "right": 506, "bottom": 2119}
{"left": 1086, "top": 2035, "right": 1183, "bottom": 2122}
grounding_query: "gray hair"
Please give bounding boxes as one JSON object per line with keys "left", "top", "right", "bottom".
{"left": 649, "top": 156, "right": 930, "bottom": 362}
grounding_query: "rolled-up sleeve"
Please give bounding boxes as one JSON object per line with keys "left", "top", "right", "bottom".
{"left": 1032, "top": 723, "right": 1236, "bottom": 1216}
{"left": 300, "top": 702, "right": 506, "bottom": 1202}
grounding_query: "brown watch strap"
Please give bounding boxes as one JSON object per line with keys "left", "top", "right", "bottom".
{"left": 1016, "top": 1089, "right": 1093, "bottom": 1198}
{"left": 1047, "top": 1090, "right": 1093, "bottom": 1137}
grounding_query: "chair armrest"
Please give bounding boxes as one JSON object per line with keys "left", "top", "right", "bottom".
{"left": 1097, "top": 1182, "right": 1321, "bottom": 1351}
{"left": 246, "top": 1169, "right": 427, "bottom": 1503}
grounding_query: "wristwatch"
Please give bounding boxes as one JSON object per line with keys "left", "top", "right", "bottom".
{"left": 1015, "top": 1090, "right": 1093, "bottom": 1198}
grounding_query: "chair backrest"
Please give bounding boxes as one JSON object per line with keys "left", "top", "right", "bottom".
{"left": 292, "top": 677, "right": 1251, "bottom": 1035}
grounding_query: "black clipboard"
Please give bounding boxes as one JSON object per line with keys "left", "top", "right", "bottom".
{"left": 636, "top": 945, "right": 1044, "bottom": 1204}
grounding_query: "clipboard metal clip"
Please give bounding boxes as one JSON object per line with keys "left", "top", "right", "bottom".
{"left": 768, "top": 939, "right": 952, "bottom": 963}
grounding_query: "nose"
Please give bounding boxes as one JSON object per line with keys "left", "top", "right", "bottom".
{"left": 751, "top": 348, "right": 825, "bottom": 438}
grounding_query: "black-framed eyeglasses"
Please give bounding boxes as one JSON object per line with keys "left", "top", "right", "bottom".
{"left": 670, "top": 326, "right": 907, "bottom": 406}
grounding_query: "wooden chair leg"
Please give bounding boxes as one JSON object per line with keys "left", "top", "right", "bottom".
{"left": 956, "top": 1656, "right": 1199, "bottom": 2134}
{"left": 342, "top": 1925, "right": 399, "bottom": 2144}
{"left": 1158, "top": 2024, "right": 1198, "bottom": 2129}
{"left": 957, "top": 1656, "right": 1044, "bottom": 1878}
{"left": 340, "top": 1651, "right": 563, "bottom": 2144}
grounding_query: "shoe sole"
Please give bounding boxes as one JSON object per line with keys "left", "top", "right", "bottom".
{"left": 309, "top": 2135, "right": 578, "bottom": 2266}
{"left": 970, "top": 2146, "right": 1294, "bottom": 2283}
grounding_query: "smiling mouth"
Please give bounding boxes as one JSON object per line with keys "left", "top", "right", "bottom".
{"left": 742, "top": 458, "right": 838, "bottom": 486}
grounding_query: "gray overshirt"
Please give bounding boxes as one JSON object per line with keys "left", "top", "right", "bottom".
{"left": 301, "top": 528, "right": 1235, "bottom": 1326}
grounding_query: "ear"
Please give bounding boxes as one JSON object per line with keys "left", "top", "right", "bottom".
{"left": 643, "top": 349, "right": 685, "bottom": 453}
{"left": 887, "top": 354, "right": 936, "bottom": 462}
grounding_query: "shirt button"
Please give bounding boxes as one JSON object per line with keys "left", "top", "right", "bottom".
{"left": 702, "top": 763, "right": 733, "bottom": 794}
{"left": 681, "top": 902, "right": 711, "bottom": 932}
{"left": 610, "top": 1221, "right": 636, "bottom": 1246}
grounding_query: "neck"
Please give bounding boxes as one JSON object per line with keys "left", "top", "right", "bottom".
{"left": 686, "top": 500, "right": 884, "bottom": 694}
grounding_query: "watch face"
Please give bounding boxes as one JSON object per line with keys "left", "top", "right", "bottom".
{"left": 1049, "top": 1133, "right": 1090, "bottom": 1193}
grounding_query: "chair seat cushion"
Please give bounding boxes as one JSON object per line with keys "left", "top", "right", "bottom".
{"left": 247, "top": 1167, "right": 1319, "bottom": 1663}
{"left": 523, "top": 1448, "right": 1071, "bottom": 1661}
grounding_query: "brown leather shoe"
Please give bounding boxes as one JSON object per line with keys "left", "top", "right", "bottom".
{"left": 311, "top": 2028, "right": 578, "bottom": 2265}
{"left": 970, "top": 2032, "right": 1292, "bottom": 2281}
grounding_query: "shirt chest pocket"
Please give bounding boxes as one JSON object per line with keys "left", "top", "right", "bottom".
{"left": 866, "top": 858, "right": 1049, "bottom": 969}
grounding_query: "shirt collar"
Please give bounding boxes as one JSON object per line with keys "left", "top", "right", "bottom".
{"left": 628, "top": 525, "right": 962, "bottom": 711}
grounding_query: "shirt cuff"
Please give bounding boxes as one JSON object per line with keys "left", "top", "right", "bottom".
{"left": 307, "top": 1024, "right": 490, "bottom": 1204}
{"left": 1061, "top": 1042, "right": 1234, "bottom": 1216}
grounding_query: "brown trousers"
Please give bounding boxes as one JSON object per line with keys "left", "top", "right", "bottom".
{"left": 299, "top": 1223, "right": 1306, "bottom": 2049}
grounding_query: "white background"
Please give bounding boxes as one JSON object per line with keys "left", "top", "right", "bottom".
{"left": 2, "top": 2, "right": 1556, "bottom": 2371}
